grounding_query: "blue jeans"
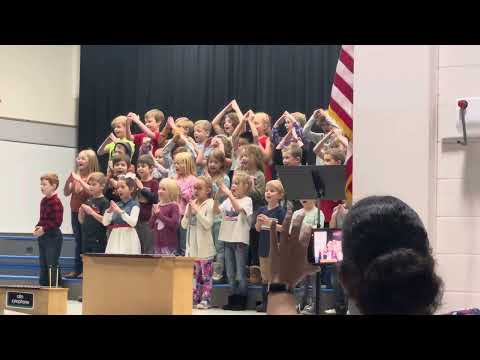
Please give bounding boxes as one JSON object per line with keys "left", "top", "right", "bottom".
{"left": 212, "top": 221, "right": 225, "bottom": 276}
{"left": 330, "top": 264, "right": 348, "bottom": 314}
{"left": 177, "top": 227, "right": 187, "bottom": 256}
{"left": 224, "top": 242, "right": 248, "bottom": 296}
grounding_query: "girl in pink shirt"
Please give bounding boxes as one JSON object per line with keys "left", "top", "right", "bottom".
{"left": 174, "top": 152, "right": 197, "bottom": 256}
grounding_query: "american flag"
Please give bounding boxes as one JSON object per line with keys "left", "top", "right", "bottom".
{"left": 327, "top": 45, "right": 354, "bottom": 203}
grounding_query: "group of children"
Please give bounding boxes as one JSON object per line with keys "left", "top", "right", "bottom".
{"left": 34, "top": 100, "right": 350, "bottom": 312}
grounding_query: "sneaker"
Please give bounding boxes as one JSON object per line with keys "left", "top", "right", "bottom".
{"left": 301, "top": 304, "right": 315, "bottom": 315}
{"left": 212, "top": 272, "right": 222, "bottom": 281}
{"left": 249, "top": 266, "right": 262, "bottom": 284}
{"left": 324, "top": 308, "right": 336, "bottom": 314}
{"left": 196, "top": 300, "right": 212, "bottom": 310}
{"left": 64, "top": 272, "right": 79, "bottom": 279}
{"left": 256, "top": 302, "right": 267, "bottom": 312}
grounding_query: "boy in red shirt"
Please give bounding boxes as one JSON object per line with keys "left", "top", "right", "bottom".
{"left": 126, "top": 109, "right": 166, "bottom": 158}
{"left": 34, "top": 173, "right": 64, "bottom": 287}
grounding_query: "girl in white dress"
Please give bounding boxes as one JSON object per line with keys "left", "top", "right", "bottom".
{"left": 103, "top": 173, "right": 141, "bottom": 254}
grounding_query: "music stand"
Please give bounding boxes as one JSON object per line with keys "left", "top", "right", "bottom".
{"left": 276, "top": 165, "right": 346, "bottom": 315}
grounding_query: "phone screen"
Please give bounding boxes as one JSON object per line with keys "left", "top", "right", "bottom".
{"left": 308, "top": 228, "right": 343, "bottom": 265}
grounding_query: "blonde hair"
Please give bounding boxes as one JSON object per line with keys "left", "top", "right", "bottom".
{"left": 40, "top": 173, "right": 59, "bottom": 190}
{"left": 291, "top": 112, "right": 306, "bottom": 127}
{"left": 87, "top": 172, "right": 107, "bottom": 187}
{"left": 196, "top": 176, "right": 213, "bottom": 198}
{"left": 174, "top": 152, "right": 196, "bottom": 176}
{"left": 233, "top": 171, "right": 252, "bottom": 194}
{"left": 281, "top": 143, "right": 303, "bottom": 161}
{"left": 159, "top": 178, "right": 180, "bottom": 203}
{"left": 175, "top": 116, "right": 190, "bottom": 124}
{"left": 254, "top": 112, "right": 271, "bottom": 135}
{"left": 325, "top": 148, "right": 346, "bottom": 164}
{"left": 194, "top": 120, "right": 212, "bottom": 134}
{"left": 111, "top": 115, "right": 127, "bottom": 129}
{"left": 266, "top": 180, "right": 284, "bottom": 199}
{"left": 175, "top": 118, "right": 194, "bottom": 137}
{"left": 145, "top": 109, "right": 165, "bottom": 125}
{"left": 76, "top": 149, "right": 100, "bottom": 175}
{"left": 239, "top": 144, "right": 264, "bottom": 172}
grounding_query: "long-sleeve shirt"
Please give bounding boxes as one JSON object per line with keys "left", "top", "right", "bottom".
{"left": 176, "top": 175, "right": 197, "bottom": 215}
{"left": 137, "top": 178, "right": 159, "bottom": 222}
{"left": 181, "top": 198, "right": 216, "bottom": 259}
{"left": 149, "top": 202, "right": 180, "bottom": 250}
{"left": 272, "top": 121, "right": 305, "bottom": 148}
{"left": 102, "top": 198, "right": 140, "bottom": 228}
{"left": 303, "top": 114, "right": 339, "bottom": 165}
{"left": 249, "top": 170, "right": 266, "bottom": 212}
{"left": 162, "top": 137, "right": 197, "bottom": 178}
{"left": 36, "top": 194, "right": 63, "bottom": 232}
{"left": 303, "top": 114, "right": 326, "bottom": 144}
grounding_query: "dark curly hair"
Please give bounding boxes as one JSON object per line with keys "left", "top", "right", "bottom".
{"left": 339, "top": 196, "right": 444, "bottom": 315}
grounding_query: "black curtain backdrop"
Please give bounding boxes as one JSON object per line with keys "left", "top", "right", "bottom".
{"left": 78, "top": 45, "right": 341, "bottom": 169}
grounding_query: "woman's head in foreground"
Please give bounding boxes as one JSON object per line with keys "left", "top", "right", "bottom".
{"left": 339, "top": 196, "right": 444, "bottom": 315}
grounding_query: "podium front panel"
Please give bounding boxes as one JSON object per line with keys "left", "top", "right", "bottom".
{"left": 82, "top": 254, "right": 196, "bottom": 315}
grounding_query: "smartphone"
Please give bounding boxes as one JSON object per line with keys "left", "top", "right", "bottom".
{"left": 308, "top": 228, "right": 343, "bottom": 265}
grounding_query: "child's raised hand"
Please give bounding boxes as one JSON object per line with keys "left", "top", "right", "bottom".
{"left": 153, "top": 203, "right": 161, "bottom": 215}
{"left": 274, "top": 113, "right": 286, "bottom": 127}
{"left": 210, "top": 137, "right": 219, "bottom": 148}
{"left": 127, "top": 112, "right": 140, "bottom": 123}
{"left": 167, "top": 116, "right": 175, "bottom": 129}
{"left": 231, "top": 100, "right": 241, "bottom": 112}
{"left": 109, "top": 133, "right": 118, "bottom": 143}
{"left": 135, "top": 177, "right": 143, "bottom": 190}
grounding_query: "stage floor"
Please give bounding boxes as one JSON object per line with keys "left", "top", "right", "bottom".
{"left": 3, "top": 300, "right": 265, "bottom": 315}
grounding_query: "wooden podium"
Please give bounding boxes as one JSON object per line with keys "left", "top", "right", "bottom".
{"left": 0, "top": 285, "right": 68, "bottom": 315}
{"left": 82, "top": 254, "right": 196, "bottom": 315}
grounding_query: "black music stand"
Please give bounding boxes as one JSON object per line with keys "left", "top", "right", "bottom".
{"left": 276, "top": 165, "right": 346, "bottom": 315}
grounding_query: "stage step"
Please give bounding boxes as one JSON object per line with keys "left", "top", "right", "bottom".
{"left": 0, "top": 255, "right": 75, "bottom": 276}
{"left": 0, "top": 234, "right": 75, "bottom": 257}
